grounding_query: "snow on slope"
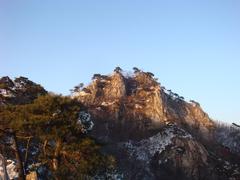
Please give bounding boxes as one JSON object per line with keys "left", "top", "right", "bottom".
{"left": 121, "top": 124, "right": 192, "bottom": 163}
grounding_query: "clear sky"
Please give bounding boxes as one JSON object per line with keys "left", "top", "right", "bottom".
{"left": 0, "top": 0, "right": 240, "bottom": 124}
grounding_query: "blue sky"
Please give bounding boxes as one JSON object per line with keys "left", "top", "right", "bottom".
{"left": 0, "top": 0, "right": 240, "bottom": 124}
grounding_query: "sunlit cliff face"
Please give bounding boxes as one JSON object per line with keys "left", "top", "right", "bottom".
{"left": 72, "top": 69, "right": 215, "bottom": 141}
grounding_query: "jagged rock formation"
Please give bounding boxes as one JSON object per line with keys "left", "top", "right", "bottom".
{"left": 0, "top": 69, "right": 239, "bottom": 180}
{"left": 0, "top": 76, "right": 47, "bottom": 105}
{"left": 72, "top": 68, "right": 240, "bottom": 180}
{"left": 116, "top": 124, "right": 213, "bottom": 180}
{"left": 215, "top": 123, "right": 240, "bottom": 154}
{"left": 73, "top": 69, "right": 214, "bottom": 141}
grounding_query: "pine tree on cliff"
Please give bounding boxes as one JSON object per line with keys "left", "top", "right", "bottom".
{"left": 133, "top": 67, "right": 141, "bottom": 73}
{"left": 114, "top": 66, "right": 122, "bottom": 73}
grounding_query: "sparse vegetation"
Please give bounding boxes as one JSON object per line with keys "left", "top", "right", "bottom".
{"left": 114, "top": 66, "right": 122, "bottom": 73}
{"left": 214, "top": 121, "right": 240, "bottom": 154}
{"left": 1, "top": 69, "right": 239, "bottom": 180}
{"left": 133, "top": 67, "right": 141, "bottom": 73}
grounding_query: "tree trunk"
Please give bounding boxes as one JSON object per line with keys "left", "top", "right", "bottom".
{"left": 24, "top": 137, "right": 31, "bottom": 171}
{"left": 0, "top": 153, "right": 9, "bottom": 180}
{"left": 43, "top": 139, "right": 48, "bottom": 156}
{"left": 9, "top": 131, "right": 25, "bottom": 180}
{"left": 52, "top": 139, "right": 62, "bottom": 171}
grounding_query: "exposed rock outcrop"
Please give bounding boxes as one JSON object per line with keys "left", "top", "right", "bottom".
{"left": 72, "top": 69, "right": 214, "bottom": 141}
{"left": 115, "top": 124, "right": 214, "bottom": 180}
{"left": 71, "top": 68, "right": 239, "bottom": 180}
{"left": 1, "top": 68, "right": 239, "bottom": 180}
{"left": 0, "top": 76, "right": 47, "bottom": 105}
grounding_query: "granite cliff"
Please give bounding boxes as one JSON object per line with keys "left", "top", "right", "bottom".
{"left": 0, "top": 69, "right": 239, "bottom": 180}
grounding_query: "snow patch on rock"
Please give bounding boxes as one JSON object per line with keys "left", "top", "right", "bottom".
{"left": 121, "top": 125, "right": 192, "bottom": 163}
{"left": 0, "top": 89, "right": 15, "bottom": 97}
{"left": 77, "top": 111, "right": 94, "bottom": 132}
{"left": 6, "top": 160, "right": 18, "bottom": 180}
{"left": 216, "top": 124, "right": 240, "bottom": 153}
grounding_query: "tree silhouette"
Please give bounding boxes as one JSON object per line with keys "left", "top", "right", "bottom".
{"left": 232, "top": 123, "right": 240, "bottom": 128}
{"left": 167, "top": 89, "right": 173, "bottom": 96}
{"left": 179, "top": 96, "right": 184, "bottom": 100}
{"left": 146, "top": 72, "right": 154, "bottom": 77}
{"left": 133, "top": 67, "right": 141, "bottom": 73}
{"left": 190, "top": 100, "right": 200, "bottom": 106}
{"left": 92, "top": 74, "right": 102, "bottom": 80}
{"left": 73, "top": 83, "right": 84, "bottom": 92}
{"left": 173, "top": 93, "right": 179, "bottom": 97}
{"left": 114, "top": 67, "right": 122, "bottom": 73}
{"left": 82, "top": 88, "right": 91, "bottom": 93}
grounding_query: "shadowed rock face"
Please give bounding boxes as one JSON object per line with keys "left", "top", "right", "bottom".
{"left": 0, "top": 76, "right": 47, "bottom": 105}
{"left": 151, "top": 137, "right": 210, "bottom": 180}
{"left": 115, "top": 124, "right": 213, "bottom": 180}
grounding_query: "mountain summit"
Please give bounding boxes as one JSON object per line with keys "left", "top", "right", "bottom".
{"left": 0, "top": 69, "right": 239, "bottom": 180}
{"left": 72, "top": 68, "right": 214, "bottom": 141}
{"left": 0, "top": 76, "right": 47, "bottom": 105}
{"left": 71, "top": 67, "right": 240, "bottom": 180}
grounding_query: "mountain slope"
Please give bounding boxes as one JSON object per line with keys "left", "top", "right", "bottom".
{"left": 72, "top": 68, "right": 240, "bottom": 180}
{"left": 73, "top": 69, "right": 214, "bottom": 141}
{"left": 0, "top": 76, "right": 47, "bottom": 105}
{"left": 0, "top": 70, "right": 239, "bottom": 180}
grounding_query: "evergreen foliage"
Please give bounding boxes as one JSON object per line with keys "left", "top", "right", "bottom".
{"left": 0, "top": 94, "right": 115, "bottom": 178}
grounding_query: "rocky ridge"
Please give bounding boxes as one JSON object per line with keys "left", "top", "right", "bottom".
{"left": 73, "top": 69, "right": 214, "bottom": 141}
{"left": 0, "top": 76, "right": 47, "bottom": 105}
{"left": 0, "top": 69, "right": 239, "bottom": 180}
{"left": 72, "top": 68, "right": 240, "bottom": 180}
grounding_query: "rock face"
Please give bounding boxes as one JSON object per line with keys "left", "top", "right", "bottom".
{"left": 73, "top": 70, "right": 214, "bottom": 141}
{"left": 1, "top": 69, "right": 239, "bottom": 180}
{"left": 215, "top": 123, "right": 240, "bottom": 154}
{"left": 0, "top": 76, "right": 47, "bottom": 105}
{"left": 72, "top": 68, "right": 240, "bottom": 180}
{"left": 117, "top": 124, "right": 212, "bottom": 180}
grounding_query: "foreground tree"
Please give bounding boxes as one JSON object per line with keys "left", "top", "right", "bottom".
{"left": 0, "top": 94, "right": 115, "bottom": 178}
{"left": 0, "top": 128, "right": 25, "bottom": 180}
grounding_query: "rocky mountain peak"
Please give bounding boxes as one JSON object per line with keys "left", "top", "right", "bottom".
{"left": 0, "top": 71, "right": 239, "bottom": 180}
{"left": 72, "top": 68, "right": 214, "bottom": 142}
{"left": 0, "top": 76, "right": 47, "bottom": 105}
{"left": 0, "top": 76, "right": 15, "bottom": 88}
{"left": 70, "top": 68, "right": 239, "bottom": 180}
